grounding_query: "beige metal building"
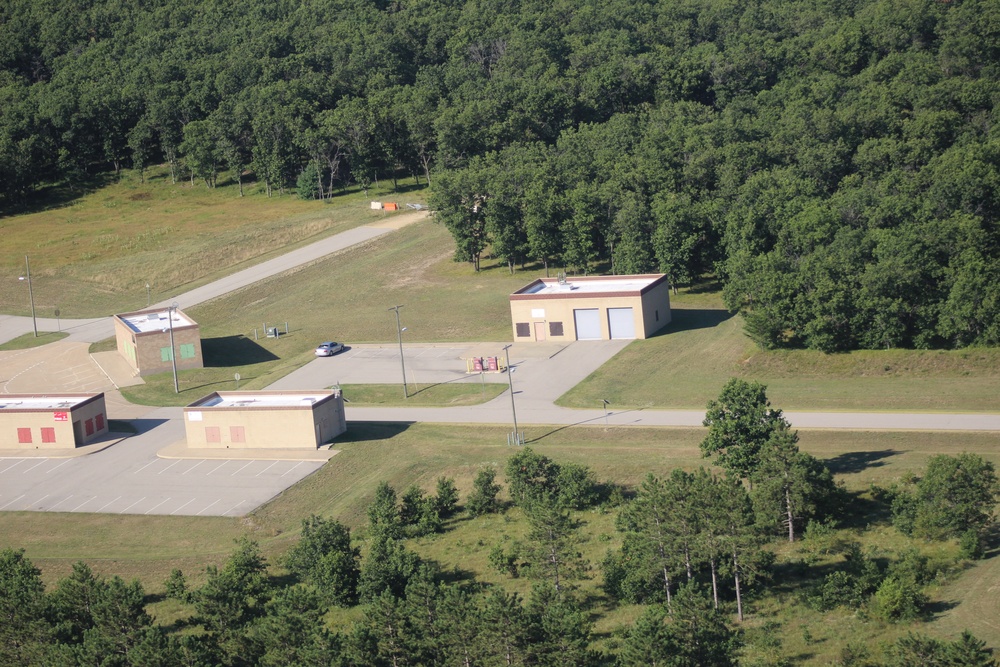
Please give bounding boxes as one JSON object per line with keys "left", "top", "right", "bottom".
{"left": 113, "top": 307, "right": 204, "bottom": 377}
{"left": 183, "top": 391, "right": 346, "bottom": 450}
{"left": 509, "top": 274, "right": 672, "bottom": 342}
{"left": 0, "top": 393, "right": 109, "bottom": 449}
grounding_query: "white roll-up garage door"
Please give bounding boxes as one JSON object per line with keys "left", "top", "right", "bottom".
{"left": 573, "top": 309, "right": 602, "bottom": 340}
{"left": 608, "top": 307, "right": 636, "bottom": 339}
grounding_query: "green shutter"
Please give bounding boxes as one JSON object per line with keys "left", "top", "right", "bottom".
{"left": 160, "top": 347, "right": 173, "bottom": 362}
{"left": 180, "top": 344, "right": 196, "bottom": 359}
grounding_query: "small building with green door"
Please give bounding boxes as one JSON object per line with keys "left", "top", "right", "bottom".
{"left": 113, "top": 307, "right": 204, "bottom": 377}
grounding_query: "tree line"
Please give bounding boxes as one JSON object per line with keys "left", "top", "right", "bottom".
{"left": 1, "top": 0, "right": 998, "bottom": 350}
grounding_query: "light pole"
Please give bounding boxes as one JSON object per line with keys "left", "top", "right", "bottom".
{"left": 602, "top": 399, "right": 611, "bottom": 430}
{"left": 389, "top": 305, "right": 408, "bottom": 398}
{"left": 167, "top": 302, "right": 179, "bottom": 394}
{"left": 503, "top": 344, "right": 519, "bottom": 442}
{"left": 19, "top": 255, "right": 37, "bottom": 337}
{"left": 145, "top": 282, "right": 151, "bottom": 307}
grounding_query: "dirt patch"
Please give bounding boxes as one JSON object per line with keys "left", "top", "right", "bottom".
{"left": 128, "top": 192, "right": 152, "bottom": 201}
{"left": 365, "top": 210, "right": 430, "bottom": 230}
{"left": 384, "top": 247, "right": 455, "bottom": 290}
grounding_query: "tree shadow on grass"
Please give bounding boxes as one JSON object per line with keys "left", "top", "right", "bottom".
{"left": 0, "top": 172, "right": 118, "bottom": 217}
{"left": 647, "top": 308, "right": 734, "bottom": 338}
{"left": 202, "top": 335, "right": 280, "bottom": 367}
{"left": 823, "top": 449, "right": 898, "bottom": 475}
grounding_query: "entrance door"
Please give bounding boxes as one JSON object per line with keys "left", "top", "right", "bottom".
{"left": 608, "top": 307, "right": 636, "bottom": 339}
{"left": 573, "top": 309, "right": 602, "bottom": 340}
{"left": 534, "top": 322, "right": 546, "bottom": 341}
{"left": 72, "top": 420, "right": 83, "bottom": 446}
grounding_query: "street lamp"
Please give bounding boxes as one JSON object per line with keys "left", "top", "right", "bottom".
{"left": 145, "top": 282, "right": 151, "bottom": 307}
{"left": 388, "top": 305, "right": 408, "bottom": 398}
{"left": 503, "top": 344, "right": 519, "bottom": 443}
{"left": 18, "top": 255, "right": 37, "bottom": 337}
{"left": 166, "top": 302, "right": 179, "bottom": 394}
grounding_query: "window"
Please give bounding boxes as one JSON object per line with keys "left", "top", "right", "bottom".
{"left": 230, "top": 426, "right": 246, "bottom": 443}
{"left": 41, "top": 428, "right": 56, "bottom": 443}
{"left": 17, "top": 428, "right": 32, "bottom": 444}
{"left": 160, "top": 347, "right": 173, "bottom": 362}
{"left": 95, "top": 414, "right": 105, "bottom": 431}
{"left": 205, "top": 427, "right": 221, "bottom": 443}
{"left": 515, "top": 322, "right": 530, "bottom": 337}
{"left": 85, "top": 419, "right": 94, "bottom": 436}
{"left": 180, "top": 344, "right": 196, "bottom": 359}
{"left": 549, "top": 321, "right": 564, "bottom": 336}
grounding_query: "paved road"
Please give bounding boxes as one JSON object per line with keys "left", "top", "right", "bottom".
{"left": 0, "top": 215, "right": 425, "bottom": 346}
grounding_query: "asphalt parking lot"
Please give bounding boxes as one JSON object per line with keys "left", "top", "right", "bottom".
{"left": 0, "top": 452, "right": 325, "bottom": 516}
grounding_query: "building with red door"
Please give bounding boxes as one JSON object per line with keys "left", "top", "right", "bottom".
{"left": 0, "top": 393, "right": 109, "bottom": 449}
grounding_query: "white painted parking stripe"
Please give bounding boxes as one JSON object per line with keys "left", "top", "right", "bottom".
{"left": 223, "top": 501, "right": 246, "bottom": 516}
{"left": 231, "top": 462, "right": 254, "bottom": 476}
{"left": 157, "top": 461, "right": 181, "bottom": 475}
{"left": 119, "top": 497, "right": 146, "bottom": 513}
{"left": 95, "top": 496, "right": 122, "bottom": 512}
{"left": 255, "top": 461, "right": 279, "bottom": 477}
{"left": 133, "top": 459, "right": 158, "bottom": 474}
{"left": 206, "top": 461, "right": 229, "bottom": 475}
{"left": 21, "top": 460, "right": 47, "bottom": 473}
{"left": 46, "top": 460, "right": 72, "bottom": 474}
{"left": 170, "top": 498, "right": 196, "bottom": 515}
{"left": 183, "top": 460, "right": 206, "bottom": 475}
{"left": 144, "top": 498, "right": 171, "bottom": 514}
{"left": 196, "top": 499, "right": 220, "bottom": 515}
{"left": 282, "top": 461, "right": 304, "bottom": 477}
{"left": 49, "top": 495, "right": 72, "bottom": 510}
{"left": 0, "top": 494, "right": 26, "bottom": 510}
{"left": 30, "top": 494, "right": 49, "bottom": 508}
{"left": 71, "top": 497, "right": 96, "bottom": 512}
{"left": 0, "top": 460, "right": 26, "bottom": 473}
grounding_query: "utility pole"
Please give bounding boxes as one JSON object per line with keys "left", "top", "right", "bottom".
{"left": 389, "top": 305, "right": 408, "bottom": 398}
{"left": 167, "top": 302, "right": 179, "bottom": 394}
{"left": 20, "top": 255, "right": 37, "bottom": 337}
{"left": 503, "top": 344, "right": 519, "bottom": 441}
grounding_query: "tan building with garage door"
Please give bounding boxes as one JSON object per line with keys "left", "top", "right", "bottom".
{"left": 510, "top": 274, "right": 672, "bottom": 342}
{"left": 183, "top": 391, "right": 346, "bottom": 450}
{"left": 0, "top": 393, "right": 109, "bottom": 449}
{"left": 113, "top": 307, "right": 204, "bottom": 377}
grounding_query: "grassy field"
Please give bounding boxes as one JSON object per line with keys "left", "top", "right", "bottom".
{"left": 558, "top": 289, "right": 1000, "bottom": 412}
{"left": 0, "top": 331, "right": 68, "bottom": 350}
{"left": 118, "top": 218, "right": 538, "bottom": 405}
{"left": 0, "top": 165, "right": 425, "bottom": 318}
{"left": 1, "top": 423, "right": 997, "bottom": 662}
{"left": 341, "top": 383, "right": 508, "bottom": 406}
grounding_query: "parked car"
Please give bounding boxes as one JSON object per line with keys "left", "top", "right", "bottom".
{"left": 315, "top": 341, "right": 345, "bottom": 357}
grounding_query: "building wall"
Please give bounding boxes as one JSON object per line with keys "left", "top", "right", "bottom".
{"left": 114, "top": 314, "right": 204, "bottom": 376}
{"left": 0, "top": 394, "right": 108, "bottom": 449}
{"left": 638, "top": 279, "right": 673, "bottom": 337}
{"left": 509, "top": 277, "right": 672, "bottom": 342}
{"left": 183, "top": 395, "right": 346, "bottom": 450}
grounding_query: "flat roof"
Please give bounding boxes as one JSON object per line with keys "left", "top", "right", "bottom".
{"left": 116, "top": 308, "right": 196, "bottom": 334}
{"left": 0, "top": 394, "right": 102, "bottom": 411}
{"left": 512, "top": 274, "right": 666, "bottom": 297}
{"left": 187, "top": 391, "right": 337, "bottom": 410}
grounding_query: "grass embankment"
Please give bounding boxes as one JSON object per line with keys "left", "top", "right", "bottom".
{"left": 341, "top": 383, "right": 508, "bottom": 406}
{"left": 0, "top": 331, "right": 69, "bottom": 350}
{"left": 0, "top": 165, "right": 423, "bottom": 318}
{"left": 559, "top": 287, "right": 1000, "bottom": 413}
{"left": 2, "top": 424, "right": 998, "bottom": 660}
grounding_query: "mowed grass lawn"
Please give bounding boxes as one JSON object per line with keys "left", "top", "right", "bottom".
{"left": 559, "top": 288, "right": 1000, "bottom": 412}
{"left": 0, "top": 165, "right": 423, "bottom": 318}
{"left": 1, "top": 424, "right": 998, "bottom": 660}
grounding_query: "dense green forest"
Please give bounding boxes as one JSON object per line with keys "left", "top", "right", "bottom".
{"left": 1, "top": 0, "right": 998, "bottom": 350}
